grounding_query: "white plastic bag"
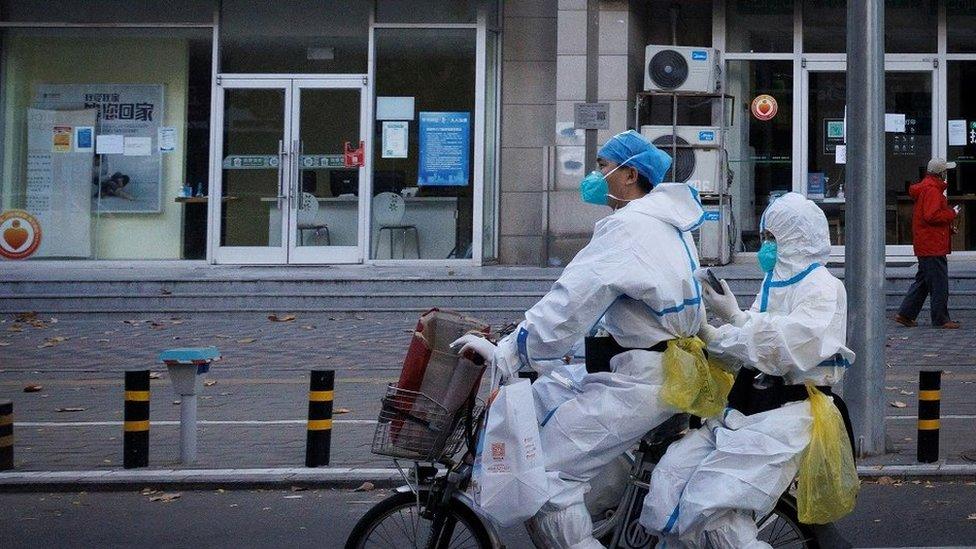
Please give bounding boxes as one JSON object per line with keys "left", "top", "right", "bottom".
{"left": 471, "top": 378, "right": 549, "bottom": 527}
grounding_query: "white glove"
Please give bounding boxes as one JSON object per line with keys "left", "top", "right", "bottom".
{"left": 451, "top": 334, "right": 498, "bottom": 367}
{"left": 701, "top": 278, "right": 748, "bottom": 326}
{"left": 698, "top": 322, "right": 718, "bottom": 344}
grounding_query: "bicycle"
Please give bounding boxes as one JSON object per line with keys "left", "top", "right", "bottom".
{"left": 345, "top": 374, "right": 838, "bottom": 549}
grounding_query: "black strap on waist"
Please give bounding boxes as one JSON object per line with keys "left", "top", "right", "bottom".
{"left": 727, "top": 369, "right": 857, "bottom": 460}
{"left": 584, "top": 335, "right": 668, "bottom": 374}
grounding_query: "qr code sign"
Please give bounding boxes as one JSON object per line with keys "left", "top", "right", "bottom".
{"left": 491, "top": 442, "right": 506, "bottom": 461}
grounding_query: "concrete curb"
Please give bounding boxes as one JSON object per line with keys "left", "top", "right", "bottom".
{"left": 2, "top": 464, "right": 976, "bottom": 491}
{"left": 856, "top": 463, "right": 976, "bottom": 479}
{"left": 0, "top": 467, "right": 402, "bottom": 492}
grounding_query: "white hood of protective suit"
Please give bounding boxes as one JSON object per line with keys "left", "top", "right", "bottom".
{"left": 760, "top": 192, "right": 831, "bottom": 278}
{"left": 626, "top": 183, "right": 706, "bottom": 233}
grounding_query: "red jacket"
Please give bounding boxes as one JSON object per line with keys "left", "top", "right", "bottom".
{"left": 909, "top": 174, "right": 957, "bottom": 257}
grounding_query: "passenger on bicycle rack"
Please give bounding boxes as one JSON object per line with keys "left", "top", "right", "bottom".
{"left": 641, "top": 192, "right": 857, "bottom": 548}
{"left": 454, "top": 130, "right": 709, "bottom": 549}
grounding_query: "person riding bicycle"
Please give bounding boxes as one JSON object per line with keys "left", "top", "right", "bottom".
{"left": 640, "top": 192, "right": 856, "bottom": 548}
{"left": 454, "top": 130, "right": 707, "bottom": 549}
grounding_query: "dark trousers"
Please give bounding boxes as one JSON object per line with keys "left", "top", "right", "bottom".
{"left": 898, "top": 256, "right": 951, "bottom": 325}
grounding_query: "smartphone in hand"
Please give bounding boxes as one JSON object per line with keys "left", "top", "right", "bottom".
{"left": 705, "top": 269, "right": 725, "bottom": 295}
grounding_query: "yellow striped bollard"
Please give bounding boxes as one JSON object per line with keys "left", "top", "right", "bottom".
{"left": 917, "top": 370, "right": 941, "bottom": 463}
{"left": 306, "top": 370, "right": 334, "bottom": 467}
{"left": 124, "top": 369, "right": 151, "bottom": 469}
{"left": 0, "top": 400, "right": 12, "bottom": 470}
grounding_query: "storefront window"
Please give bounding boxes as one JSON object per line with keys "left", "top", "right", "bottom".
{"left": 643, "top": 0, "right": 712, "bottom": 47}
{"left": 802, "top": 0, "right": 846, "bottom": 53}
{"left": 0, "top": 27, "right": 213, "bottom": 260}
{"left": 947, "top": 2, "right": 976, "bottom": 53}
{"left": 375, "top": 0, "right": 497, "bottom": 27}
{"left": 726, "top": 60, "right": 793, "bottom": 251}
{"left": 220, "top": 0, "right": 369, "bottom": 74}
{"left": 946, "top": 62, "right": 976, "bottom": 252}
{"left": 726, "top": 0, "right": 794, "bottom": 53}
{"left": 885, "top": 0, "right": 936, "bottom": 53}
{"left": 0, "top": 0, "right": 214, "bottom": 23}
{"left": 372, "top": 28, "right": 477, "bottom": 260}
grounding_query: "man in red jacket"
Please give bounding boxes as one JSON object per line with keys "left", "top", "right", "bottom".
{"left": 895, "top": 158, "right": 961, "bottom": 329}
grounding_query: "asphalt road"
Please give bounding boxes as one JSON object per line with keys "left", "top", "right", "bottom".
{"left": 1, "top": 481, "right": 974, "bottom": 548}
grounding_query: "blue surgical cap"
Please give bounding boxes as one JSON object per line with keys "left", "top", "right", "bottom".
{"left": 598, "top": 130, "right": 673, "bottom": 187}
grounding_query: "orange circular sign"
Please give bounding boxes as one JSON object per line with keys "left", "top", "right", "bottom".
{"left": 751, "top": 94, "right": 778, "bottom": 121}
{"left": 0, "top": 210, "right": 42, "bottom": 260}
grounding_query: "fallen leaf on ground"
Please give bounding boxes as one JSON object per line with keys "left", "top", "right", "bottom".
{"left": 204, "top": 380, "right": 217, "bottom": 387}
{"left": 290, "top": 486, "right": 307, "bottom": 492}
{"left": 173, "top": 400, "right": 181, "bottom": 405}
{"left": 334, "top": 408, "right": 352, "bottom": 415}
{"left": 899, "top": 390, "right": 915, "bottom": 396}
{"left": 876, "top": 476, "right": 896, "bottom": 485}
{"left": 353, "top": 482, "right": 375, "bottom": 492}
{"left": 7, "top": 325, "right": 23, "bottom": 332}
{"left": 884, "top": 386, "right": 899, "bottom": 391}
{"left": 301, "top": 325, "right": 315, "bottom": 330}
{"left": 95, "top": 338, "right": 110, "bottom": 343}
{"left": 23, "top": 384, "right": 42, "bottom": 392}
{"left": 237, "top": 338, "right": 256, "bottom": 344}
{"left": 268, "top": 314, "right": 296, "bottom": 322}
{"left": 160, "top": 289, "right": 172, "bottom": 295}
{"left": 170, "top": 319, "right": 184, "bottom": 325}
{"left": 140, "top": 488, "right": 158, "bottom": 495}
{"left": 214, "top": 334, "right": 231, "bottom": 339}
{"left": 149, "top": 492, "right": 181, "bottom": 502}
{"left": 56, "top": 407, "right": 85, "bottom": 412}
{"left": 968, "top": 513, "right": 976, "bottom": 521}
{"left": 16, "top": 312, "right": 38, "bottom": 322}
{"left": 0, "top": 341, "right": 10, "bottom": 347}
{"left": 890, "top": 401, "right": 908, "bottom": 408}
{"left": 283, "top": 495, "right": 303, "bottom": 499}
{"left": 149, "top": 372, "right": 161, "bottom": 379}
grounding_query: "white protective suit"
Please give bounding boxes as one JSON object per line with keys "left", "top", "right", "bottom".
{"left": 491, "top": 183, "right": 706, "bottom": 549}
{"left": 640, "top": 192, "right": 855, "bottom": 548}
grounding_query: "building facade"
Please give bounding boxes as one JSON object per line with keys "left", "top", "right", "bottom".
{"left": 1, "top": 1, "right": 974, "bottom": 267}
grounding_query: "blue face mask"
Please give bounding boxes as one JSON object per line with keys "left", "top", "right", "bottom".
{"left": 579, "top": 164, "right": 624, "bottom": 205}
{"left": 757, "top": 240, "right": 778, "bottom": 272}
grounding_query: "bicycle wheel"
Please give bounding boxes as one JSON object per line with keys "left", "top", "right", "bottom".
{"left": 757, "top": 496, "right": 820, "bottom": 549}
{"left": 345, "top": 490, "right": 494, "bottom": 549}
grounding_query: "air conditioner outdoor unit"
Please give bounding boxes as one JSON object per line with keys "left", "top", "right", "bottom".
{"left": 695, "top": 198, "right": 733, "bottom": 266}
{"left": 644, "top": 45, "right": 720, "bottom": 93}
{"left": 640, "top": 125, "right": 723, "bottom": 194}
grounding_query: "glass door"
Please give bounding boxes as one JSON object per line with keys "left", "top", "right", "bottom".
{"left": 801, "top": 61, "right": 937, "bottom": 256}
{"left": 213, "top": 79, "right": 292, "bottom": 264}
{"left": 212, "top": 77, "right": 369, "bottom": 264}
{"left": 288, "top": 79, "right": 369, "bottom": 264}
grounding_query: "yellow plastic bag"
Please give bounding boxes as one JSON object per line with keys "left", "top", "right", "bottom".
{"left": 660, "top": 337, "right": 734, "bottom": 418}
{"left": 796, "top": 383, "right": 860, "bottom": 524}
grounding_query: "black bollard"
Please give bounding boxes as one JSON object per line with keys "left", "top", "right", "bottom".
{"left": 306, "top": 370, "right": 334, "bottom": 467}
{"left": 917, "top": 370, "right": 941, "bottom": 463}
{"left": 0, "top": 400, "right": 12, "bottom": 470}
{"left": 124, "top": 370, "right": 151, "bottom": 469}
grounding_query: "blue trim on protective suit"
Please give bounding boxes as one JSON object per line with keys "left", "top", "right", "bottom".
{"left": 688, "top": 186, "right": 707, "bottom": 231}
{"left": 759, "top": 262, "right": 821, "bottom": 312}
{"left": 540, "top": 406, "right": 559, "bottom": 428}
{"left": 662, "top": 504, "right": 681, "bottom": 535}
{"left": 818, "top": 355, "right": 851, "bottom": 369}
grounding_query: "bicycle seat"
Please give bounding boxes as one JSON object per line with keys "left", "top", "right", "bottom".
{"left": 642, "top": 413, "right": 691, "bottom": 445}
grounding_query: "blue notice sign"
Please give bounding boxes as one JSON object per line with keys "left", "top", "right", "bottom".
{"left": 418, "top": 112, "right": 470, "bottom": 186}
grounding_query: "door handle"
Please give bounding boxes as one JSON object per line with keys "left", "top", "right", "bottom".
{"left": 277, "top": 139, "right": 288, "bottom": 206}
{"left": 292, "top": 139, "right": 303, "bottom": 210}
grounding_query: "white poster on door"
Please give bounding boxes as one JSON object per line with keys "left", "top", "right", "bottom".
{"left": 949, "top": 119, "right": 967, "bottom": 147}
{"left": 382, "top": 121, "right": 409, "bottom": 158}
{"left": 26, "top": 108, "right": 96, "bottom": 258}
{"left": 34, "top": 84, "right": 164, "bottom": 213}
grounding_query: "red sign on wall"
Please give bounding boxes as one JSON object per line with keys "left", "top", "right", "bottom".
{"left": 751, "top": 94, "right": 778, "bottom": 121}
{"left": 344, "top": 141, "right": 365, "bottom": 168}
